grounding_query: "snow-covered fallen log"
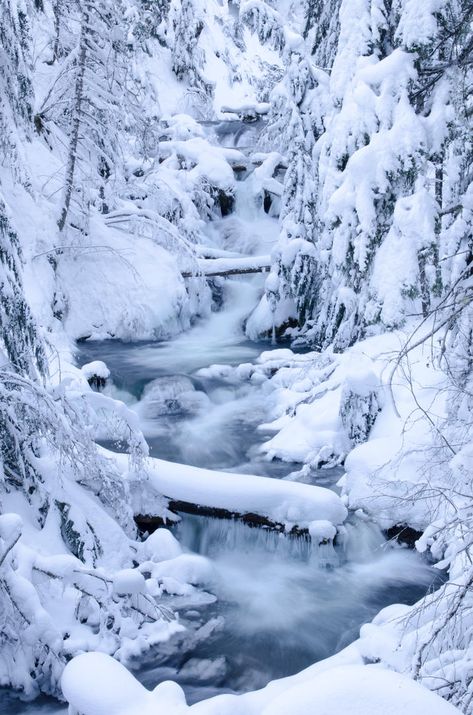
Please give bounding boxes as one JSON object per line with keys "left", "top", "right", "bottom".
{"left": 132, "top": 456, "right": 347, "bottom": 535}
{"left": 220, "top": 101, "right": 271, "bottom": 118}
{"left": 182, "top": 255, "right": 271, "bottom": 278}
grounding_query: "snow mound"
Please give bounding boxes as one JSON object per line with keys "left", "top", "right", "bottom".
{"left": 262, "top": 665, "right": 460, "bottom": 715}
{"left": 62, "top": 654, "right": 460, "bottom": 715}
{"left": 81, "top": 361, "right": 110, "bottom": 381}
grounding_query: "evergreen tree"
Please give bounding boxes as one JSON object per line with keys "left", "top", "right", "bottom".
{"left": 302, "top": 0, "right": 341, "bottom": 66}
{"left": 260, "top": 40, "right": 328, "bottom": 330}
{"left": 0, "top": 0, "right": 34, "bottom": 186}
{"left": 39, "top": 0, "right": 129, "bottom": 233}
{"left": 240, "top": 0, "right": 285, "bottom": 51}
{"left": 260, "top": 0, "right": 471, "bottom": 350}
{"left": 168, "top": 0, "right": 213, "bottom": 95}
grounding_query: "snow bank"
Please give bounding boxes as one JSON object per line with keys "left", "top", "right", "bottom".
{"left": 209, "top": 346, "right": 382, "bottom": 468}
{"left": 210, "top": 327, "right": 449, "bottom": 531}
{"left": 260, "top": 664, "right": 460, "bottom": 715}
{"left": 62, "top": 652, "right": 460, "bottom": 715}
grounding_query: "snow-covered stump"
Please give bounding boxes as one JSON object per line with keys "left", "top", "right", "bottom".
{"left": 81, "top": 360, "right": 110, "bottom": 391}
{"left": 339, "top": 364, "right": 382, "bottom": 445}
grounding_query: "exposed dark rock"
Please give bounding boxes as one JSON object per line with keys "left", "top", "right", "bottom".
{"left": 384, "top": 524, "right": 423, "bottom": 548}
{"left": 135, "top": 499, "right": 311, "bottom": 537}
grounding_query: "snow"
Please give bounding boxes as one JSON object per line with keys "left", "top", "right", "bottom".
{"left": 261, "top": 665, "right": 460, "bottom": 715}
{"left": 145, "top": 554, "right": 214, "bottom": 588}
{"left": 61, "top": 652, "right": 148, "bottom": 715}
{"left": 81, "top": 361, "right": 110, "bottom": 381}
{"left": 308, "top": 520, "right": 337, "bottom": 543}
{"left": 113, "top": 569, "right": 146, "bottom": 596}
{"left": 0, "top": 513, "right": 23, "bottom": 543}
{"left": 220, "top": 102, "right": 270, "bottom": 116}
{"left": 61, "top": 652, "right": 460, "bottom": 715}
{"left": 140, "top": 529, "right": 183, "bottom": 563}
{"left": 190, "top": 255, "right": 271, "bottom": 276}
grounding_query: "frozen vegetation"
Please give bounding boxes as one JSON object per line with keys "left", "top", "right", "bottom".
{"left": 0, "top": 0, "right": 472, "bottom": 714}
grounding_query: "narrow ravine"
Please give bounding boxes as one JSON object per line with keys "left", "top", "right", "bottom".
{"left": 0, "top": 120, "right": 444, "bottom": 715}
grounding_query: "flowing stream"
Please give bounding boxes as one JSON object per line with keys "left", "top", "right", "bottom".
{"left": 76, "top": 296, "right": 443, "bottom": 704}
{"left": 1, "top": 119, "right": 444, "bottom": 713}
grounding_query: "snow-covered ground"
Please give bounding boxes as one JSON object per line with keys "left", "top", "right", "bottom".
{"left": 62, "top": 649, "right": 460, "bottom": 715}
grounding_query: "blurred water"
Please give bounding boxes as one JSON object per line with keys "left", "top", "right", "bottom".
{"left": 78, "top": 277, "right": 302, "bottom": 475}
{"left": 0, "top": 694, "right": 66, "bottom": 715}
{"left": 135, "top": 515, "right": 443, "bottom": 701}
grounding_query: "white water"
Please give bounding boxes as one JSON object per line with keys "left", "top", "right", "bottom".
{"left": 136, "top": 515, "right": 441, "bottom": 699}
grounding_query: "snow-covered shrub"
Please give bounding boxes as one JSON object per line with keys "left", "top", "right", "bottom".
{"left": 168, "top": 0, "right": 213, "bottom": 95}
{"left": 240, "top": 0, "right": 285, "bottom": 51}
{"left": 339, "top": 365, "right": 382, "bottom": 445}
{"left": 0, "top": 510, "right": 179, "bottom": 698}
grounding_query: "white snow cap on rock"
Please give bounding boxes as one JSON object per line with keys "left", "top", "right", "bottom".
{"left": 112, "top": 569, "right": 146, "bottom": 596}
{"left": 140, "top": 528, "right": 183, "bottom": 563}
{"left": 81, "top": 361, "right": 111, "bottom": 381}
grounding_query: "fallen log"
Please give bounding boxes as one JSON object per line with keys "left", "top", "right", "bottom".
{"left": 135, "top": 499, "right": 311, "bottom": 537}
{"left": 182, "top": 265, "right": 269, "bottom": 278}
{"left": 182, "top": 254, "right": 271, "bottom": 279}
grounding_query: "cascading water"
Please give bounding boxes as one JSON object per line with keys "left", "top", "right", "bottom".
{"left": 134, "top": 514, "right": 442, "bottom": 701}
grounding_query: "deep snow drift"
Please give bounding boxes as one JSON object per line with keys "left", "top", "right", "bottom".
{"left": 61, "top": 651, "right": 460, "bottom": 715}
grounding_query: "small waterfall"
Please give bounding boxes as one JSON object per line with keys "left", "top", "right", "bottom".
{"left": 174, "top": 514, "right": 414, "bottom": 580}
{"left": 175, "top": 513, "right": 389, "bottom": 561}
{"left": 338, "top": 519, "right": 389, "bottom": 564}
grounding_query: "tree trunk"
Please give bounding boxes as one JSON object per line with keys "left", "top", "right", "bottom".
{"left": 57, "top": 6, "right": 88, "bottom": 232}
